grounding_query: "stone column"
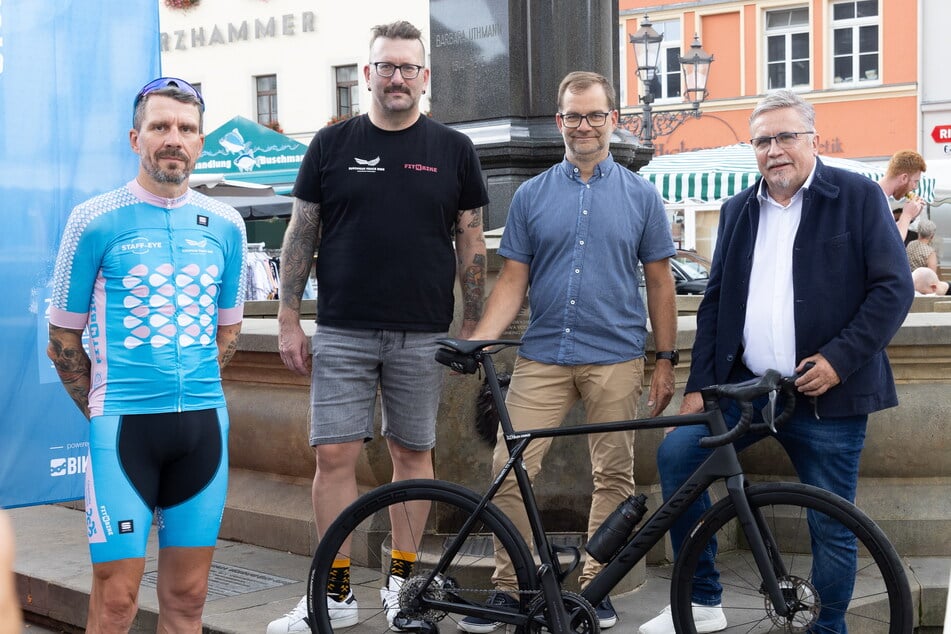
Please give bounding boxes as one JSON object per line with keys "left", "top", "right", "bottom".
{"left": 429, "top": 0, "right": 652, "bottom": 229}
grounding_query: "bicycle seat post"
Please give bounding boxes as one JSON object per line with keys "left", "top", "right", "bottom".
{"left": 480, "top": 353, "right": 518, "bottom": 437}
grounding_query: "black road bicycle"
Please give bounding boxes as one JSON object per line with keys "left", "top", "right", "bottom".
{"left": 306, "top": 339, "right": 913, "bottom": 633}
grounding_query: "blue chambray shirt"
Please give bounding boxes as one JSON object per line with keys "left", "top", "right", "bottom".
{"left": 499, "top": 154, "right": 675, "bottom": 365}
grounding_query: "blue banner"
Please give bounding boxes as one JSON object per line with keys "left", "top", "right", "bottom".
{"left": 0, "top": 1, "right": 160, "bottom": 507}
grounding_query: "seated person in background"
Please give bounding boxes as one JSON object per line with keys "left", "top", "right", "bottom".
{"left": 0, "top": 511, "right": 22, "bottom": 634}
{"left": 912, "top": 266, "right": 951, "bottom": 296}
{"left": 878, "top": 150, "right": 927, "bottom": 242}
{"left": 906, "top": 218, "right": 938, "bottom": 273}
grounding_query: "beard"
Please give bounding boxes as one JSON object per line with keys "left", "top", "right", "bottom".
{"left": 142, "top": 152, "right": 191, "bottom": 185}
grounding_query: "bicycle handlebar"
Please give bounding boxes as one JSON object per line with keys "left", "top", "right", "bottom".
{"left": 697, "top": 362, "right": 814, "bottom": 448}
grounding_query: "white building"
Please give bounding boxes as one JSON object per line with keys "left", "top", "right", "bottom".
{"left": 159, "top": 0, "right": 429, "bottom": 145}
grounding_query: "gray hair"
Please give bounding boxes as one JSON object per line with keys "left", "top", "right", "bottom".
{"left": 750, "top": 89, "right": 816, "bottom": 130}
{"left": 916, "top": 218, "right": 936, "bottom": 239}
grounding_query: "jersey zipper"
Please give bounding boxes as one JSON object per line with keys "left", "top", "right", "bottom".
{"left": 165, "top": 202, "right": 185, "bottom": 412}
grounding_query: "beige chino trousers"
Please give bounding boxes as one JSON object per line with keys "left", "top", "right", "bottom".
{"left": 490, "top": 356, "right": 644, "bottom": 590}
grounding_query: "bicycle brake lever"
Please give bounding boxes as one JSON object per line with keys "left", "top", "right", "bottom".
{"left": 760, "top": 388, "right": 779, "bottom": 433}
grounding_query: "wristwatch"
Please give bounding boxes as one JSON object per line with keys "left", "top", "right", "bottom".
{"left": 655, "top": 350, "right": 680, "bottom": 366}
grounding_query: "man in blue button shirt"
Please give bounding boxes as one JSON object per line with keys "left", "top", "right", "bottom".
{"left": 460, "top": 71, "right": 678, "bottom": 632}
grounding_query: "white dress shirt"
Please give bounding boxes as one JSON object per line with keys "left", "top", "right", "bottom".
{"left": 742, "top": 166, "right": 816, "bottom": 376}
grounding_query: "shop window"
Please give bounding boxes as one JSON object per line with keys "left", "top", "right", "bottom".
{"left": 831, "top": 0, "right": 880, "bottom": 85}
{"left": 765, "top": 7, "right": 810, "bottom": 89}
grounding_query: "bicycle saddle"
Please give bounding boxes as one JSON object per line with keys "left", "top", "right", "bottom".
{"left": 435, "top": 338, "right": 521, "bottom": 355}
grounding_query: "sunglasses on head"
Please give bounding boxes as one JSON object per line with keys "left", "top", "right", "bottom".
{"left": 133, "top": 77, "right": 205, "bottom": 113}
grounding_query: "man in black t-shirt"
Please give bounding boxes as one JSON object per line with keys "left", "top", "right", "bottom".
{"left": 268, "top": 20, "right": 488, "bottom": 634}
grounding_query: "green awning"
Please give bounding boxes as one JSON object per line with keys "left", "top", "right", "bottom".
{"left": 193, "top": 116, "right": 307, "bottom": 194}
{"left": 640, "top": 143, "right": 936, "bottom": 205}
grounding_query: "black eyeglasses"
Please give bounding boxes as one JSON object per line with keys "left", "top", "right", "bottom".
{"left": 134, "top": 77, "right": 205, "bottom": 112}
{"left": 371, "top": 62, "right": 424, "bottom": 79}
{"left": 750, "top": 131, "right": 814, "bottom": 152}
{"left": 559, "top": 112, "right": 612, "bottom": 128}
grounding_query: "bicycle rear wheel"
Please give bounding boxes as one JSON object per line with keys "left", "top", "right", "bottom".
{"left": 308, "top": 479, "right": 538, "bottom": 633}
{"left": 672, "top": 482, "right": 912, "bottom": 633}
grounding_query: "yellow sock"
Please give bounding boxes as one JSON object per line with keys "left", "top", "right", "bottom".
{"left": 390, "top": 549, "right": 417, "bottom": 579}
{"left": 327, "top": 557, "right": 351, "bottom": 601}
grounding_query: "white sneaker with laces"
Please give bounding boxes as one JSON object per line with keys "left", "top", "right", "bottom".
{"left": 266, "top": 592, "right": 359, "bottom": 633}
{"left": 381, "top": 575, "right": 407, "bottom": 631}
{"left": 638, "top": 603, "right": 727, "bottom": 634}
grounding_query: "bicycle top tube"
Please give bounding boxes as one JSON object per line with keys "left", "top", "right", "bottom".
{"left": 435, "top": 337, "right": 803, "bottom": 449}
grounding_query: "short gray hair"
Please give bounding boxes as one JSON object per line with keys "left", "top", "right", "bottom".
{"left": 916, "top": 218, "right": 936, "bottom": 239}
{"left": 750, "top": 89, "right": 815, "bottom": 131}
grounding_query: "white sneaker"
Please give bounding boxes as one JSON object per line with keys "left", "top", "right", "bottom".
{"left": 266, "top": 592, "right": 359, "bottom": 632}
{"left": 638, "top": 603, "right": 727, "bottom": 634}
{"left": 380, "top": 575, "right": 407, "bottom": 631}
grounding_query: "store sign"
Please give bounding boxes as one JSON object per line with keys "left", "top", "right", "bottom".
{"left": 161, "top": 12, "right": 316, "bottom": 52}
{"left": 930, "top": 125, "right": 951, "bottom": 143}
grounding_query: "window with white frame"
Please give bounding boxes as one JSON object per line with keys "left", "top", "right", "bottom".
{"left": 765, "top": 7, "right": 810, "bottom": 89}
{"left": 335, "top": 65, "right": 359, "bottom": 118}
{"left": 831, "top": 0, "right": 880, "bottom": 85}
{"left": 648, "top": 19, "right": 683, "bottom": 102}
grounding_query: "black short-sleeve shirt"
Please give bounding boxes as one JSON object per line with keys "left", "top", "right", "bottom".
{"left": 293, "top": 114, "right": 488, "bottom": 331}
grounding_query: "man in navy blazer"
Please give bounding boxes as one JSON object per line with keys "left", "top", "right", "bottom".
{"left": 639, "top": 90, "right": 914, "bottom": 634}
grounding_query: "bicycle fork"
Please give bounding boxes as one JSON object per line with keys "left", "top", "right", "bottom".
{"left": 726, "top": 474, "right": 793, "bottom": 618}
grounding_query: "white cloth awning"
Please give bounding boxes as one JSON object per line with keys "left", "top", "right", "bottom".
{"left": 639, "top": 144, "right": 937, "bottom": 205}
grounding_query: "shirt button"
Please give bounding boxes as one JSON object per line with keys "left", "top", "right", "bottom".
{"left": 575, "top": 268, "right": 580, "bottom": 273}
{"left": 565, "top": 328, "right": 571, "bottom": 333}
{"left": 579, "top": 240, "right": 585, "bottom": 245}
{"left": 583, "top": 210, "right": 589, "bottom": 215}
{"left": 570, "top": 300, "right": 576, "bottom": 305}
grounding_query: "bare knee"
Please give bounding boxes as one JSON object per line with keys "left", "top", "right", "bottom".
{"left": 158, "top": 580, "right": 208, "bottom": 620}
{"left": 388, "top": 442, "right": 432, "bottom": 479}
{"left": 88, "top": 568, "right": 141, "bottom": 633}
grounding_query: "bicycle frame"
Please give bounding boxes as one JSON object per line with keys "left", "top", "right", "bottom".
{"left": 425, "top": 349, "right": 795, "bottom": 631}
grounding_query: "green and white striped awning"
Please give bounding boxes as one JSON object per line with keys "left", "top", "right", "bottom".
{"left": 640, "top": 143, "right": 936, "bottom": 205}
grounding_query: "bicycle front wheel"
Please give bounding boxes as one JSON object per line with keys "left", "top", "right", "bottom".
{"left": 672, "top": 482, "right": 912, "bottom": 633}
{"left": 308, "top": 479, "right": 538, "bottom": 633}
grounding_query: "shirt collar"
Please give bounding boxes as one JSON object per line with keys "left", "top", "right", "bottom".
{"left": 560, "top": 153, "right": 617, "bottom": 181}
{"left": 128, "top": 179, "right": 192, "bottom": 208}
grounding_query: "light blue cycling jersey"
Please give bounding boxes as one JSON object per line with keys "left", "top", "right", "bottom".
{"left": 50, "top": 180, "right": 247, "bottom": 417}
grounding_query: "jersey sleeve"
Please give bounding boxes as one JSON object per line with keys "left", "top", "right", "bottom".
{"left": 217, "top": 214, "right": 248, "bottom": 326}
{"left": 49, "top": 204, "right": 104, "bottom": 330}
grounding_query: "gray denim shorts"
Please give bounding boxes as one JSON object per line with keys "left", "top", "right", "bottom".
{"left": 309, "top": 325, "right": 447, "bottom": 450}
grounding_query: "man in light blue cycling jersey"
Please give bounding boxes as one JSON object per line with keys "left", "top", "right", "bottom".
{"left": 47, "top": 77, "right": 247, "bottom": 633}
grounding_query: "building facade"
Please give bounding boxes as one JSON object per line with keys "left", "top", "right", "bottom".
{"left": 618, "top": 0, "right": 921, "bottom": 160}
{"left": 159, "top": 0, "right": 429, "bottom": 145}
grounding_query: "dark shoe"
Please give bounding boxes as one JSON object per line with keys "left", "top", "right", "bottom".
{"left": 595, "top": 596, "right": 618, "bottom": 629}
{"left": 457, "top": 590, "right": 518, "bottom": 633}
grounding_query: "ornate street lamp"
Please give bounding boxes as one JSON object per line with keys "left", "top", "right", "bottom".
{"left": 620, "top": 15, "right": 715, "bottom": 149}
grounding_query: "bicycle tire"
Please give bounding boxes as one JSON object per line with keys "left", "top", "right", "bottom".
{"left": 671, "top": 482, "right": 912, "bottom": 633}
{"left": 308, "top": 479, "right": 538, "bottom": 633}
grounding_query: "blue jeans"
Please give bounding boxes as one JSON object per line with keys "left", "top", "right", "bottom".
{"left": 658, "top": 392, "right": 867, "bottom": 633}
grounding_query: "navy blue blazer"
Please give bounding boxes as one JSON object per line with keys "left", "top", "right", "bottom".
{"left": 685, "top": 158, "right": 914, "bottom": 417}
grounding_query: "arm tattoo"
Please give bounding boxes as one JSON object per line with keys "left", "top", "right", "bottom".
{"left": 47, "top": 325, "right": 91, "bottom": 418}
{"left": 456, "top": 208, "right": 483, "bottom": 234}
{"left": 217, "top": 323, "right": 242, "bottom": 369}
{"left": 280, "top": 199, "right": 321, "bottom": 314}
{"left": 462, "top": 253, "right": 486, "bottom": 321}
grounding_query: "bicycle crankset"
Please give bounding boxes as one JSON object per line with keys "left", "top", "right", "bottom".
{"left": 526, "top": 591, "right": 600, "bottom": 633}
{"left": 764, "top": 575, "right": 820, "bottom": 632}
